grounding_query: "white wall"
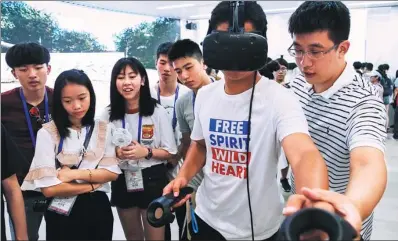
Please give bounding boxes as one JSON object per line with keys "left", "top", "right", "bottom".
{"left": 1, "top": 52, "right": 160, "bottom": 118}
{"left": 365, "top": 6, "right": 398, "bottom": 73}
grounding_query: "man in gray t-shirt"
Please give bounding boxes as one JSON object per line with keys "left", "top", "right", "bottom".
{"left": 168, "top": 39, "right": 214, "bottom": 190}
{"left": 175, "top": 91, "right": 203, "bottom": 188}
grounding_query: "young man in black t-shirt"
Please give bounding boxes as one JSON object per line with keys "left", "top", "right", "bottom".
{"left": 2, "top": 42, "right": 53, "bottom": 241}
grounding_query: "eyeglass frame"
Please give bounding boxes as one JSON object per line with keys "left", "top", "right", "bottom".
{"left": 287, "top": 43, "right": 341, "bottom": 60}
{"left": 276, "top": 66, "right": 288, "bottom": 72}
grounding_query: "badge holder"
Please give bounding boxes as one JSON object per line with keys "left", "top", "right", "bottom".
{"left": 48, "top": 196, "right": 78, "bottom": 216}
{"left": 125, "top": 165, "right": 144, "bottom": 192}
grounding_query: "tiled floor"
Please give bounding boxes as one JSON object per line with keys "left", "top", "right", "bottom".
{"left": 371, "top": 134, "right": 398, "bottom": 239}
{"left": 4, "top": 137, "right": 398, "bottom": 240}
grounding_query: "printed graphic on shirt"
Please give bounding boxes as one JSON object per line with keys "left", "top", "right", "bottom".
{"left": 141, "top": 124, "right": 154, "bottom": 145}
{"left": 163, "top": 105, "right": 174, "bottom": 117}
{"left": 208, "top": 118, "right": 251, "bottom": 179}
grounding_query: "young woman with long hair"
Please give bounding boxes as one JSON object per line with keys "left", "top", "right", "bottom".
{"left": 100, "top": 57, "right": 177, "bottom": 240}
{"left": 21, "top": 69, "right": 121, "bottom": 240}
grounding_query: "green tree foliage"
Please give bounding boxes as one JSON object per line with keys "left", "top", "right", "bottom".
{"left": 114, "top": 18, "right": 180, "bottom": 69}
{"left": 1, "top": 1, "right": 105, "bottom": 52}
{"left": 1, "top": 1, "right": 57, "bottom": 50}
{"left": 52, "top": 30, "right": 106, "bottom": 53}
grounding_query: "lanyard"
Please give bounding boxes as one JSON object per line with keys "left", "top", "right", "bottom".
{"left": 122, "top": 115, "right": 142, "bottom": 144}
{"left": 19, "top": 87, "right": 50, "bottom": 148}
{"left": 192, "top": 91, "right": 196, "bottom": 113}
{"left": 57, "top": 126, "right": 90, "bottom": 169}
{"left": 157, "top": 85, "right": 180, "bottom": 131}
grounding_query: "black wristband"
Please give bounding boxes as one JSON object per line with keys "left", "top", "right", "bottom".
{"left": 145, "top": 148, "right": 153, "bottom": 160}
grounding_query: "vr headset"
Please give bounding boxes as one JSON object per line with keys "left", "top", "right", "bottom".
{"left": 278, "top": 208, "right": 357, "bottom": 241}
{"left": 202, "top": 1, "right": 268, "bottom": 71}
{"left": 147, "top": 187, "right": 194, "bottom": 228}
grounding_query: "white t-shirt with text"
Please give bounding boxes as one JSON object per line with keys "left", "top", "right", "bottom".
{"left": 191, "top": 77, "right": 310, "bottom": 240}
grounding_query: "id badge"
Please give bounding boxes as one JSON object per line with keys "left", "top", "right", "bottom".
{"left": 125, "top": 169, "right": 144, "bottom": 192}
{"left": 48, "top": 196, "right": 77, "bottom": 216}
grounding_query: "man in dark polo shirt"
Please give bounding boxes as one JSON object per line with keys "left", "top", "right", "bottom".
{"left": 1, "top": 42, "right": 53, "bottom": 241}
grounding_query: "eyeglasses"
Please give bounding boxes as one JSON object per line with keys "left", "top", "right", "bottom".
{"left": 287, "top": 44, "right": 339, "bottom": 60}
{"left": 29, "top": 106, "right": 45, "bottom": 125}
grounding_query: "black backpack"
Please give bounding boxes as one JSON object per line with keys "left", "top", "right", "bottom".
{"left": 381, "top": 76, "right": 393, "bottom": 97}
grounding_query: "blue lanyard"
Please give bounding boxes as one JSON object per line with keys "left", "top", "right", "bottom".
{"left": 190, "top": 198, "right": 199, "bottom": 233}
{"left": 57, "top": 126, "right": 90, "bottom": 168}
{"left": 192, "top": 91, "right": 196, "bottom": 113}
{"left": 19, "top": 87, "right": 49, "bottom": 148}
{"left": 122, "top": 115, "right": 142, "bottom": 144}
{"left": 157, "top": 85, "right": 179, "bottom": 131}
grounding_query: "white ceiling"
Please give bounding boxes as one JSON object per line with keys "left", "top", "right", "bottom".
{"left": 63, "top": 1, "right": 398, "bottom": 20}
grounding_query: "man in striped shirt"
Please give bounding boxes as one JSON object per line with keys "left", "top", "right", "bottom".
{"left": 286, "top": 2, "right": 387, "bottom": 240}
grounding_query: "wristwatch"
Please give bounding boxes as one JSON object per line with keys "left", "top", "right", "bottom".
{"left": 145, "top": 148, "right": 153, "bottom": 160}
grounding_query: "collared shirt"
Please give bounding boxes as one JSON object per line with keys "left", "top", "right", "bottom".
{"left": 289, "top": 64, "right": 387, "bottom": 240}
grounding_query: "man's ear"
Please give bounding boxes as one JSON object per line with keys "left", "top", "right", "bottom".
{"left": 338, "top": 40, "right": 350, "bottom": 58}
{"left": 202, "top": 59, "right": 207, "bottom": 70}
{"left": 11, "top": 69, "right": 17, "bottom": 79}
{"left": 47, "top": 64, "right": 52, "bottom": 75}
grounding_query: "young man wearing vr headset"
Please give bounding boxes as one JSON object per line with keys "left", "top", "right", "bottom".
{"left": 285, "top": 2, "right": 387, "bottom": 240}
{"left": 163, "top": 1, "right": 364, "bottom": 240}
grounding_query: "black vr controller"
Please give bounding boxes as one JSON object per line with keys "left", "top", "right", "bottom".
{"left": 278, "top": 208, "right": 357, "bottom": 241}
{"left": 202, "top": 1, "right": 268, "bottom": 71}
{"left": 147, "top": 186, "right": 194, "bottom": 228}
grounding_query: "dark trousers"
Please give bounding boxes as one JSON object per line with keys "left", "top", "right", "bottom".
{"left": 8, "top": 194, "right": 46, "bottom": 241}
{"left": 189, "top": 212, "right": 278, "bottom": 241}
{"left": 45, "top": 192, "right": 113, "bottom": 240}
{"left": 165, "top": 204, "right": 188, "bottom": 240}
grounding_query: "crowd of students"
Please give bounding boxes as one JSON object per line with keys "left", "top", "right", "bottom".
{"left": 353, "top": 61, "right": 398, "bottom": 139}
{"left": 1, "top": 1, "right": 391, "bottom": 241}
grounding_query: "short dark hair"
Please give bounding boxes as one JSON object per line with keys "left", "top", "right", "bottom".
{"left": 156, "top": 42, "right": 174, "bottom": 60}
{"left": 52, "top": 69, "right": 96, "bottom": 139}
{"left": 353, "top": 61, "right": 362, "bottom": 69}
{"left": 108, "top": 57, "right": 157, "bottom": 122}
{"left": 361, "top": 62, "right": 367, "bottom": 69}
{"left": 209, "top": 1, "right": 268, "bottom": 38}
{"left": 168, "top": 39, "right": 203, "bottom": 62}
{"left": 383, "top": 64, "right": 390, "bottom": 70}
{"left": 266, "top": 60, "right": 280, "bottom": 73}
{"left": 5, "top": 42, "right": 50, "bottom": 69}
{"left": 288, "top": 62, "right": 297, "bottom": 70}
{"left": 275, "top": 57, "right": 288, "bottom": 69}
{"left": 366, "top": 63, "right": 373, "bottom": 71}
{"left": 288, "top": 1, "right": 350, "bottom": 45}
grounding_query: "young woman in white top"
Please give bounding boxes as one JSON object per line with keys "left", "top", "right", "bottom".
{"left": 21, "top": 69, "right": 121, "bottom": 240}
{"left": 100, "top": 57, "right": 177, "bottom": 240}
